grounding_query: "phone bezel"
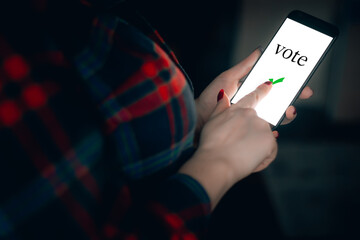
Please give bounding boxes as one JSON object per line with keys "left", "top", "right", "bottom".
{"left": 231, "top": 10, "right": 339, "bottom": 130}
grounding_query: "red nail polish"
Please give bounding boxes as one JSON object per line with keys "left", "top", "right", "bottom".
{"left": 217, "top": 89, "right": 224, "bottom": 102}
{"left": 265, "top": 81, "right": 272, "bottom": 85}
{"left": 293, "top": 108, "right": 297, "bottom": 115}
{"left": 276, "top": 132, "right": 279, "bottom": 139}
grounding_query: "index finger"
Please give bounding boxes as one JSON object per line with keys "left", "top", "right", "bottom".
{"left": 235, "top": 81, "right": 272, "bottom": 109}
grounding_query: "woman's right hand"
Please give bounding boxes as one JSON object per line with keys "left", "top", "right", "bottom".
{"left": 199, "top": 81, "right": 277, "bottom": 178}
{"left": 179, "top": 82, "right": 277, "bottom": 209}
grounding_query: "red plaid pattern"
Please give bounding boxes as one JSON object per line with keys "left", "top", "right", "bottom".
{"left": 0, "top": 1, "right": 211, "bottom": 239}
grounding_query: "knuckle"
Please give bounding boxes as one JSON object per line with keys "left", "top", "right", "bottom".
{"left": 242, "top": 108, "right": 256, "bottom": 117}
{"left": 219, "top": 71, "right": 230, "bottom": 79}
{"left": 253, "top": 116, "right": 268, "bottom": 127}
{"left": 245, "top": 63, "right": 252, "bottom": 73}
{"left": 248, "top": 91, "right": 259, "bottom": 102}
{"left": 263, "top": 137, "right": 275, "bottom": 155}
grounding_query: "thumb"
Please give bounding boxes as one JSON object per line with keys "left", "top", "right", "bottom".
{"left": 211, "top": 89, "right": 230, "bottom": 118}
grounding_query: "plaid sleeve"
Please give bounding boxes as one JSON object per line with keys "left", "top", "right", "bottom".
{"left": 150, "top": 174, "right": 211, "bottom": 238}
{"left": 0, "top": 2, "right": 211, "bottom": 240}
{"left": 102, "top": 174, "right": 211, "bottom": 239}
{"left": 74, "top": 14, "right": 211, "bottom": 239}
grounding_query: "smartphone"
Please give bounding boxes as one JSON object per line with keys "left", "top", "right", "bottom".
{"left": 231, "top": 10, "right": 339, "bottom": 129}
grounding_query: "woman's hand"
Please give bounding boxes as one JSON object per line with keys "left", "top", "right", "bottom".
{"left": 180, "top": 83, "right": 277, "bottom": 209}
{"left": 195, "top": 48, "right": 313, "bottom": 134}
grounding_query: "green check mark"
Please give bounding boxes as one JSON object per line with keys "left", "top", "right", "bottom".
{"left": 269, "top": 77, "right": 285, "bottom": 85}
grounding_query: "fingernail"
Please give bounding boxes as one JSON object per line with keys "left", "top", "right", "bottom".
{"left": 293, "top": 108, "right": 297, "bottom": 115}
{"left": 217, "top": 89, "right": 224, "bottom": 102}
{"left": 264, "top": 81, "right": 272, "bottom": 85}
{"left": 276, "top": 132, "right": 279, "bottom": 139}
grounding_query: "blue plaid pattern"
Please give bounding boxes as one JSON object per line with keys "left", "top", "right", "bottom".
{"left": 0, "top": 1, "right": 210, "bottom": 239}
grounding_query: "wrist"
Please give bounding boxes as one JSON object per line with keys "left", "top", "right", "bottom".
{"left": 179, "top": 149, "right": 237, "bottom": 210}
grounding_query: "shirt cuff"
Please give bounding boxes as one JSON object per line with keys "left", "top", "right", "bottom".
{"left": 169, "top": 173, "right": 211, "bottom": 209}
{"left": 150, "top": 173, "right": 211, "bottom": 237}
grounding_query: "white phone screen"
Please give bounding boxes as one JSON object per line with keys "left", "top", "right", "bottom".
{"left": 231, "top": 18, "right": 333, "bottom": 126}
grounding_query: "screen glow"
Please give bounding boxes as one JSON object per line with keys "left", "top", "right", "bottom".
{"left": 231, "top": 18, "right": 333, "bottom": 126}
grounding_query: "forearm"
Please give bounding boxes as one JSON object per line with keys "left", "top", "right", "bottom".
{"left": 189, "top": 81, "right": 277, "bottom": 210}
{"left": 179, "top": 149, "right": 238, "bottom": 210}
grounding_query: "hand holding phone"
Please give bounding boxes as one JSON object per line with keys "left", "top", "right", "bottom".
{"left": 231, "top": 10, "right": 339, "bottom": 129}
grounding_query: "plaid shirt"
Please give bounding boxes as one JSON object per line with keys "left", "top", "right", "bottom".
{"left": 0, "top": 1, "right": 210, "bottom": 239}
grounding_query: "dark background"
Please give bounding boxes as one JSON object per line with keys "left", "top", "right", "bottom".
{"left": 135, "top": 0, "right": 360, "bottom": 239}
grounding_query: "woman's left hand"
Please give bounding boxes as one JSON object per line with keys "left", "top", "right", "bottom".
{"left": 195, "top": 48, "right": 313, "bottom": 133}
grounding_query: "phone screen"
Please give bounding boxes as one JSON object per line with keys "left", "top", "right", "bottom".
{"left": 231, "top": 17, "right": 334, "bottom": 127}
